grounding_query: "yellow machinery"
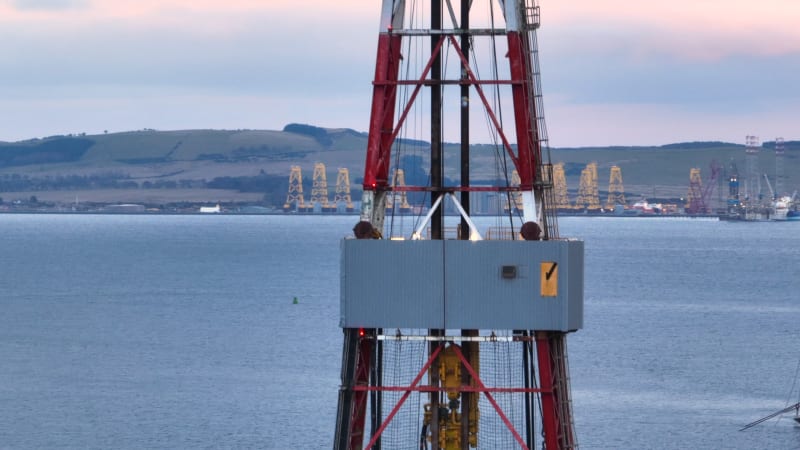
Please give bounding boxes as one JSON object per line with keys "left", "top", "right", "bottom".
{"left": 686, "top": 167, "right": 703, "bottom": 213}
{"left": 422, "top": 344, "right": 479, "bottom": 449}
{"left": 552, "top": 163, "right": 571, "bottom": 209}
{"left": 283, "top": 165, "right": 306, "bottom": 212}
{"left": 334, "top": 168, "right": 355, "bottom": 212}
{"left": 605, "top": 165, "right": 626, "bottom": 209}
{"left": 576, "top": 163, "right": 600, "bottom": 210}
{"left": 310, "top": 162, "right": 332, "bottom": 212}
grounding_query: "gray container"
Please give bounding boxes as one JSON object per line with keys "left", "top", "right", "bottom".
{"left": 340, "top": 239, "right": 583, "bottom": 331}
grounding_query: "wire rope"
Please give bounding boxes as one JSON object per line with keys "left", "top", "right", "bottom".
{"left": 777, "top": 355, "right": 800, "bottom": 426}
{"left": 388, "top": 1, "right": 416, "bottom": 238}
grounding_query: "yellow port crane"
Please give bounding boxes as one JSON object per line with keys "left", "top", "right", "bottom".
{"left": 283, "top": 165, "right": 306, "bottom": 212}
{"left": 310, "top": 162, "right": 332, "bottom": 212}
{"left": 552, "top": 163, "right": 571, "bottom": 209}
{"left": 576, "top": 162, "right": 600, "bottom": 210}
{"left": 606, "top": 165, "right": 626, "bottom": 209}
{"left": 334, "top": 168, "right": 355, "bottom": 212}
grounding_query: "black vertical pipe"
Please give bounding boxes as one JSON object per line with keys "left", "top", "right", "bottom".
{"left": 431, "top": 0, "right": 443, "bottom": 240}
{"left": 429, "top": 4, "right": 443, "bottom": 448}
{"left": 460, "top": 0, "right": 470, "bottom": 232}
{"left": 523, "top": 331, "right": 535, "bottom": 449}
{"left": 459, "top": 3, "right": 475, "bottom": 449}
{"left": 370, "top": 331, "right": 383, "bottom": 450}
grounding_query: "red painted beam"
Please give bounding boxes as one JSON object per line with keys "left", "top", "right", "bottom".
{"left": 363, "top": 344, "right": 444, "bottom": 450}
{"left": 348, "top": 334, "right": 373, "bottom": 450}
{"left": 353, "top": 385, "right": 546, "bottom": 393}
{"left": 381, "top": 185, "right": 523, "bottom": 192}
{"left": 506, "top": 31, "right": 538, "bottom": 189}
{"left": 535, "top": 332, "right": 561, "bottom": 450}
{"left": 450, "top": 344, "right": 530, "bottom": 450}
{"left": 363, "top": 32, "right": 403, "bottom": 190}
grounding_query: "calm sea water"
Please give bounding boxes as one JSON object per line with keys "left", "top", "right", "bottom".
{"left": 1, "top": 214, "right": 799, "bottom": 449}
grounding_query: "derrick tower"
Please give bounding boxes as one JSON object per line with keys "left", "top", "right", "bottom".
{"left": 705, "top": 161, "right": 720, "bottom": 213}
{"left": 775, "top": 137, "right": 785, "bottom": 196}
{"left": 575, "top": 163, "right": 600, "bottom": 210}
{"left": 727, "top": 161, "right": 741, "bottom": 214}
{"left": 335, "top": 2, "right": 584, "bottom": 450}
{"left": 745, "top": 135, "right": 760, "bottom": 204}
{"left": 283, "top": 165, "right": 305, "bottom": 212}
{"left": 605, "top": 165, "right": 625, "bottom": 209}
{"left": 552, "top": 163, "right": 570, "bottom": 209}
{"left": 686, "top": 168, "right": 704, "bottom": 214}
{"left": 310, "top": 162, "right": 332, "bottom": 212}
{"left": 334, "top": 168, "right": 355, "bottom": 212}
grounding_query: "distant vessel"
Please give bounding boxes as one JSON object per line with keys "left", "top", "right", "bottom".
{"left": 631, "top": 198, "right": 662, "bottom": 215}
{"left": 199, "top": 204, "right": 221, "bottom": 213}
{"left": 771, "top": 196, "right": 791, "bottom": 221}
{"left": 774, "top": 192, "right": 798, "bottom": 221}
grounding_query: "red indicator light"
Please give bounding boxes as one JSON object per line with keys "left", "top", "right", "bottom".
{"left": 359, "top": 328, "right": 365, "bottom": 337}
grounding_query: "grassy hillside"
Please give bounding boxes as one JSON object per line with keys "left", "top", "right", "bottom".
{"left": 1, "top": 125, "right": 798, "bottom": 207}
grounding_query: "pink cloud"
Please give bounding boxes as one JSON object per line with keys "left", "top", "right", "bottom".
{"left": 546, "top": 0, "right": 800, "bottom": 60}
{"left": 0, "top": 0, "right": 381, "bottom": 42}
{"left": 1, "top": 0, "right": 378, "bottom": 21}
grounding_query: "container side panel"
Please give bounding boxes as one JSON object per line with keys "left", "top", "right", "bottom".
{"left": 341, "top": 240, "right": 445, "bottom": 328}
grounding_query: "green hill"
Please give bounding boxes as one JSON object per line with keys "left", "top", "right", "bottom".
{"left": 1, "top": 125, "right": 797, "bottom": 208}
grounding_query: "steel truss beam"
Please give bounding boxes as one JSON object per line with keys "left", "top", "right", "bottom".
{"left": 361, "top": 341, "right": 533, "bottom": 450}
{"left": 363, "top": 33, "right": 534, "bottom": 192}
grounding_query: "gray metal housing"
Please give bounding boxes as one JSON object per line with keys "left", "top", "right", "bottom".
{"left": 340, "top": 239, "right": 583, "bottom": 331}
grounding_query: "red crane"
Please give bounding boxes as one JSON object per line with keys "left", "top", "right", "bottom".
{"left": 686, "top": 161, "right": 720, "bottom": 214}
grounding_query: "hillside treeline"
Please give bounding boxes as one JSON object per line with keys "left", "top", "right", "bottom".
{"left": 0, "top": 138, "right": 94, "bottom": 167}
{"left": 0, "top": 173, "right": 292, "bottom": 205}
{"left": 0, "top": 173, "right": 137, "bottom": 191}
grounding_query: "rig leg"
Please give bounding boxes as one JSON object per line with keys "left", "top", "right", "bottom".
{"left": 334, "top": 328, "right": 373, "bottom": 450}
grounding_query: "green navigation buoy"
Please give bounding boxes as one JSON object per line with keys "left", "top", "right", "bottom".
{"left": 293, "top": 297, "right": 299, "bottom": 304}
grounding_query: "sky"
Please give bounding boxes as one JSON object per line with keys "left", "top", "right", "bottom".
{"left": 1, "top": 0, "right": 798, "bottom": 147}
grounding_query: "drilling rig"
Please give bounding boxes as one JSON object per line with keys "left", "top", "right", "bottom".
{"left": 605, "top": 165, "right": 625, "bottom": 210}
{"left": 283, "top": 165, "right": 306, "bottom": 212}
{"left": 334, "top": 2, "right": 584, "bottom": 449}
{"left": 334, "top": 168, "right": 356, "bottom": 212}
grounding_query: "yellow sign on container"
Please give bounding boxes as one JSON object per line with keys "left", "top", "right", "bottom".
{"left": 540, "top": 262, "right": 558, "bottom": 297}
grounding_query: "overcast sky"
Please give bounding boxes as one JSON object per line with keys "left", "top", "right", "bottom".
{"left": 1, "top": 0, "right": 798, "bottom": 146}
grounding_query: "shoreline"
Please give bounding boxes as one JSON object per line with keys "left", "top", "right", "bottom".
{"left": 0, "top": 209, "right": 722, "bottom": 219}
